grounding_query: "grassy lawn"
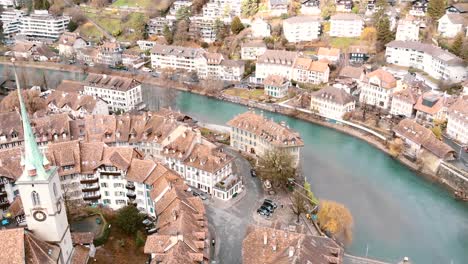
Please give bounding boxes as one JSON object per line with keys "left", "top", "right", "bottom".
{"left": 78, "top": 22, "right": 104, "bottom": 42}
{"left": 329, "top": 37, "right": 360, "bottom": 49}
{"left": 224, "top": 88, "right": 266, "bottom": 101}
{"left": 112, "top": 0, "right": 173, "bottom": 10}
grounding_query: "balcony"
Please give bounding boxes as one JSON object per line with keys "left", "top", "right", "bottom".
{"left": 126, "top": 191, "right": 136, "bottom": 199}
{"left": 82, "top": 184, "right": 100, "bottom": 192}
{"left": 80, "top": 176, "right": 99, "bottom": 184}
{"left": 126, "top": 183, "right": 135, "bottom": 190}
{"left": 83, "top": 193, "right": 101, "bottom": 201}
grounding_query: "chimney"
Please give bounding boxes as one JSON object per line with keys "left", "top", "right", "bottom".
{"left": 272, "top": 244, "right": 276, "bottom": 251}
{"left": 288, "top": 246, "right": 294, "bottom": 257}
{"left": 263, "top": 233, "right": 267, "bottom": 245}
{"left": 172, "top": 209, "right": 178, "bottom": 221}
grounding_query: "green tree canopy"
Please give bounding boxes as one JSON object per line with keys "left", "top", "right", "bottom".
{"left": 376, "top": 15, "right": 393, "bottom": 51}
{"left": 450, "top": 33, "right": 464, "bottom": 57}
{"left": 176, "top": 6, "right": 191, "bottom": 22}
{"left": 163, "top": 24, "right": 174, "bottom": 44}
{"left": 427, "top": 0, "right": 446, "bottom": 21}
{"left": 115, "top": 205, "right": 145, "bottom": 235}
{"left": 256, "top": 149, "right": 296, "bottom": 188}
{"left": 231, "top": 16, "right": 244, "bottom": 35}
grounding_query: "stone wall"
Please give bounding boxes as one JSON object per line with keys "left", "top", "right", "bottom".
{"left": 437, "top": 162, "right": 468, "bottom": 192}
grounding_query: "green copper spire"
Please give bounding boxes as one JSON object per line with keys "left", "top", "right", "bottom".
{"left": 12, "top": 62, "right": 50, "bottom": 180}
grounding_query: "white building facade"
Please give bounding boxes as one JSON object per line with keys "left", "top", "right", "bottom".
{"left": 19, "top": 10, "right": 70, "bottom": 42}
{"left": 330, "top": 13, "right": 363, "bottom": 37}
{"left": 283, "top": 16, "right": 322, "bottom": 42}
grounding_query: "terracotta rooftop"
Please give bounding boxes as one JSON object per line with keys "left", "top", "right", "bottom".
{"left": 227, "top": 111, "right": 304, "bottom": 148}
{"left": 47, "top": 140, "right": 82, "bottom": 176}
{"left": 317, "top": 47, "right": 340, "bottom": 57}
{"left": 71, "top": 232, "right": 94, "bottom": 245}
{"left": 392, "top": 88, "right": 419, "bottom": 105}
{"left": 0, "top": 147, "right": 23, "bottom": 181}
{"left": 293, "top": 58, "right": 329, "bottom": 73}
{"left": 339, "top": 66, "right": 364, "bottom": 80}
{"left": 257, "top": 50, "right": 300, "bottom": 65}
{"left": 184, "top": 142, "right": 234, "bottom": 174}
{"left": 448, "top": 95, "right": 468, "bottom": 123}
{"left": 363, "top": 69, "right": 397, "bottom": 89}
{"left": 393, "top": 119, "right": 454, "bottom": 159}
{"left": 0, "top": 111, "right": 23, "bottom": 144}
{"left": 55, "top": 80, "right": 84, "bottom": 93}
{"left": 84, "top": 74, "right": 141, "bottom": 92}
{"left": 264, "top": 75, "right": 288, "bottom": 87}
{"left": 71, "top": 245, "right": 90, "bottom": 264}
{"left": 46, "top": 90, "right": 100, "bottom": 113}
{"left": 242, "top": 225, "right": 343, "bottom": 264}
{"left": 414, "top": 92, "right": 454, "bottom": 115}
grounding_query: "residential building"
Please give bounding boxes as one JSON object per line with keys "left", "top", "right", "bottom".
{"left": 300, "top": 0, "right": 320, "bottom": 15}
{"left": 189, "top": 16, "right": 218, "bottom": 43}
{"left": 385, "top": 40, "right": 467, "bottom": 82}
{"left": 151, "top": 44, "right": 205, "bottom": 73}
{"left": 0, "top": 9, "right": 24, "bottom": 43}
{"left": 330, "top": 13, "right": 363, "bottom": 37}
{"left": 169, "top": 0, "right": 192, "bottom": 15}
{"left": 338, "top": 65, "right": 365, "bottom": 82}
{"left": 19, "top": 10, "right": 70, "bottom": 42}
{"left": 283, "top": 15, "right": 321, "bottom": 42}
{"left": 396, "top": 18, "right": 420, "bottom": 41}
{"left": 447, "top": 96, "right": 468, "bottom": 144}
{"left": 202, "top": 0, "right": 242, "bottom": 18}
{"left": 96, "top": 42, "right": 122, "bottom": 67}
{"left": 147, "top": 16, "right": 175, "bottom": 35}
{"left": 390, "top": 88, "right": 419, "bottom": 118}
{"left": 310, "top": 86, "right": 355, "bottom": 119}
{"left": 45, "top": 90, "right": 109, "bottom": 118}
{"left": 82, "top": 74, "right": 143, "bottom": 112}
{"left": 393, "top": 119, "right": 454, "bottom": 161}
{"left": 122, "top": 50, "right": 144, "bottom": 68}
{"left": 264, "top": 75, "right": 289, "bottom": 98}
{"left": 332, "top": 77, "right": 358, "bottom": 95}
{"left": 202, "top": 52, "right": 245, "bottom": 81}
{"left": 359, "top": 69, "right": 397, "bottom": 109}
{"left": 242, "top": 225, "right": 343, "bottom": 264}
{"left": 317, "top": 47, "right": 341, "bottom": 63}
{"left": 446, "top": 3, "right": 468, "bottom": 14}
{"left": 292, "top": 58, "right": 330, "bottom": 84}
{"left": 10, "top": 41, "right": 59, "bottom": 61}
{"left": 336, "top": 0, "right": 353, "bottom": 12}
{"left": 227, "top": 111, "right": 304, "bottom": 166}
{"left": 268, "top": 0, "right": 288, "bottom": 16}
{"left": 255, "top": 50, "right": 300, "bottom": 82}
{"left": 251, "top": 18, "right": 271, "bottom": 38}
{"left": 58, "top": 32, "right": 87, "bottom": 58}
{"left": 437, "top": 13, "right": 467, "bottom": 38}
{"left": 409, "top": 0, "right": 428, "bottom": 17}
{"left": 241, "top": 41, "right": 267, "bottom": 60}
{"left": 137, "top": 40, "right": 158, "bottom": 51}
{"left": 348, "top": 45, "right": 370, "bottom": 63}
{"left": 76, "top": 47, "right": 98, "bottom": 65}
{"left": 0, "top": 0, "right": 19, "bottom": 8}
{"left": 414, "top": 91, "right": 456, "bottom": 125}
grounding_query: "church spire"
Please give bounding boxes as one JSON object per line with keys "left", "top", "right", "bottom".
{"left": 12, "top": 59, "right": 50, "bottom": 179}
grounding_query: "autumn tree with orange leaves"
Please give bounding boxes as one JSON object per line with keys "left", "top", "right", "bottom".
{"left": 317, "top": 200, "right": 354, "bottom": 244}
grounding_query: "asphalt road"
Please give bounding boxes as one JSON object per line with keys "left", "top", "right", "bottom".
{"left": 205, "top": 147, "right": 263, "bottom": 264}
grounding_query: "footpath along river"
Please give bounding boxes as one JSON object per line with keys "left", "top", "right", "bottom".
{"left": 2, "top": 65, "right": 468, "bottom": 263}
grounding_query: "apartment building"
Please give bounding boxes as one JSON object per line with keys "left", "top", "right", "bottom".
{"left": 19, "top": 10, "right": 70, "bottom": 42}
{"left": 283, "top": 15, "right": 322, "bottom": 42}
{"left": 395, "top": 18, "right": 420, "bottom": 41}
{"left": 96, "top": 42, "right": 122, "bottom": 67}
{"left": 151, "top": 44, "right": 244, "bottom": 81}
{"left": 82, "top": 74, "right": 143, "bottom": 112}
{"left": 0, "top": 9, "right": 24, "bottom": 43}
{"left": 264, "top": 75, "right": 289, "bottom": 98}
{"left": 414, "top": 91, "right": 456, "bottom": 125}
{"left": 241, "top": 41, "right": 267, "bottom": 60}
{"left": 136, "top": 40, "right": 158, "bottom": 51}
{"left": 359, "top": 69, "right": 397, "bottom": 109}
{"left": 202, "top": 0, "right": 242, "bottom": 18}
{"left": 310, "top": 86, "right": 355, "bottom": 120}
{"left": 390, "top": 88, "right": 419, "bottom": 118}
{"left": 438, "top": 13, "right": 467, "bottom": 38}
{"left": 330, "top": 13, "right": 363, "bottom": 37}
{"left": 147, "top": 16, "right": 175, "bottom": 36}
{"left": 227, "top": 111, "right": 304, "bottom": 166}
{"left": 0, "top": 0, "right": 18, "bottom": 7}
{"left": 300, "top": 0, "right": 320, "bottom": 15}
{"left": 255, "top": 49, "right": 300, "bottom": 82}
{"left": 169, "top": 0, "right": 192, "bottom": 15}
{"left": 385, "top": 40, "right": 467, "bottom": 82}
{"left": 447, "top": 96, "right": 468, "bottom": 144}
{"left": 268, "top": 0, "right": 288, "bottom": 16}
{"left": 292, "top": 58, "right": 330, "bottom": 84}
{"left": 189, "top": 16, "right": 218, "bottom": 43}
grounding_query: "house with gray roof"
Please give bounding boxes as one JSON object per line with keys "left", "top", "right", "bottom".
{"left": 310, "top": 86, "right": 355, "bottom": 119}
{"left": 437, "top": 13, "right": 468, "bottom": 38}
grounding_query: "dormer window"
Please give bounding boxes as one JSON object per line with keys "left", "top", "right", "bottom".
{"left": 53, "top": 133, "right": 58, "bottom": 140}
{"left": 11, "top": 131, "right": 18, "bottom": 139}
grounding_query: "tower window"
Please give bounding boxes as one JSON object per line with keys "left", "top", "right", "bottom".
{"left": 31, "top": 191, "right": 41, "bottom": 206}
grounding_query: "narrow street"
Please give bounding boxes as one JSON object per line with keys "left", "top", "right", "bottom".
{"left": 205, "top": 147, "right": 263, "bottom": 264}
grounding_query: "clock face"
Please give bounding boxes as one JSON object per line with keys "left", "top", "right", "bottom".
{"left": 56, "top": 201, "right": 62, "bottom": 214}
{"left": 33, "top": 211, "right": 47, "bottom": 222}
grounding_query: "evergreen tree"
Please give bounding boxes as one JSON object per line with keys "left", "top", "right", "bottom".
{"left": 376, "top": 15, "right": 393, "bottom": 51}
{"left": 427, "top": 0, "right": 446, "bottom": 21}
{"left": 450, "top": 33, "right": 463, "bottom": 56}
{"left": 214, "top": 18, "right": 227, "bottom": 42}
{"left": 33, "top": 0, "right": 50, "bottom": 10}
{"left": 163, "top": 24, "right": 173, "bottom": 44}
{"left": 176, "top": 6, "right": 191, "bottom": 22}
{"left": 230, "top": 16, "right": 244, "bottom": 35}
{"left": 241, "top": 0, "right": 259, "bottom": 17}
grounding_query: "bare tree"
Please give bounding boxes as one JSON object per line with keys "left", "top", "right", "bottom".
{"left": 291, "top": 190, "right": 307, "bottom": 224}
{"left": 202, "top": 79, "right": 224, "bottom": 95}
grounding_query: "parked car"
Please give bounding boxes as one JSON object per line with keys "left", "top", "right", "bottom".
{"left": 259, "top": 205, "right": 273, "bottom": 214}
{"left": 257, "top": 207, "right": 270, "bottom": 217}
{"left": 263, "top": 199, "right": 277, "bottom": 209}
{"left": 192, "top": 190, "right": 207, "bottom": 200}
{"left": 261, "top": 203, "right": 275, "bottom": 213}
{"left": 142, "top": 219, "right": 153, "bottom": 226}
{"left": 250, "top": 169, "right": 257, "bottom": 177}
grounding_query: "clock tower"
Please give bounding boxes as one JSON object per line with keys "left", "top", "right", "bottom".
{"left": 13, "top": 64, "right": 74, "bottom": 264}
